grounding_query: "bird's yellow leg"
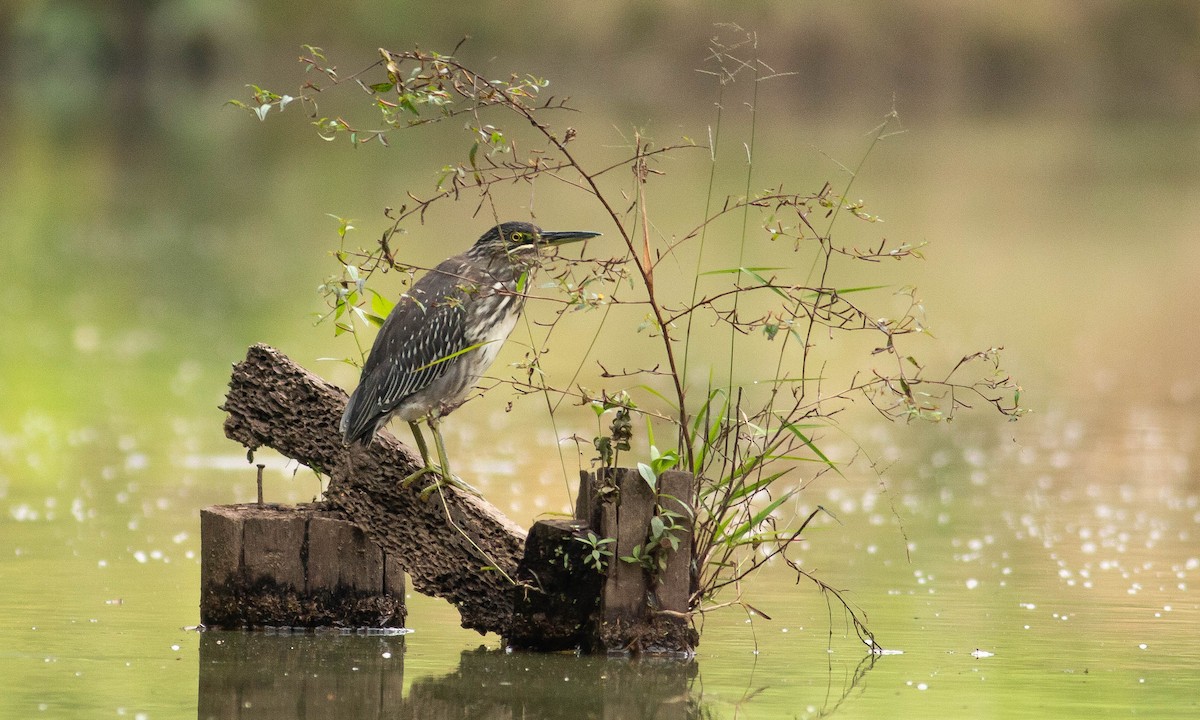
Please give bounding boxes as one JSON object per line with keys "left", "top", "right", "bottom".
{"left": 401, "top": 420, "right": 440, "bottom": 487}
{"left": 417, "top": 417, "right": 483, "bottom": 500}
{"left": 429, "top": 416, "right": 453, "bottom": 486}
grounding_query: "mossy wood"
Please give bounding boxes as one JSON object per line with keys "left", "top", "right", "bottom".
{"left": 510, "top": 469, "right": 696, "bottom": 654}
{"left": 200, "top": 503, "right": 406, "bottom": 628}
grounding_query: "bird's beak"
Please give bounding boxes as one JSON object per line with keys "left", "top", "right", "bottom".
{"left": 539, "top": 230, "right": 601, "bottom": 246}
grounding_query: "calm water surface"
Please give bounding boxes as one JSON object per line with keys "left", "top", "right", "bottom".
{"left": 2, "top": 401, "right": 1197, "bottom": 718}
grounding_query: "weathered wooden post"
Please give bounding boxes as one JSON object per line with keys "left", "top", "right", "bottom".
{"left": 199, "top": 503, "right": 406, "bottom": 628}
{"left": 509, "top": 468, "right": 698, "bottom": 655}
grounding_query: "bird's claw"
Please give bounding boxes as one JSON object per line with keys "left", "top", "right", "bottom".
{"left": 400, "top": 465, "right": 439, "bottom": 488}
{"left": 403, "top": 465, "right": 482, "bottom": 500}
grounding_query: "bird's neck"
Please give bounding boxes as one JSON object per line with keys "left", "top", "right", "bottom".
{"left": 465, "top": 247, "right": 541, "bottom": 279}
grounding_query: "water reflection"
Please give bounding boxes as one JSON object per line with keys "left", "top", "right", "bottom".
{"left": 198, "top": 631, "right": 701, "bottom": 719}
{"left": 196, "top": 630, "right": 893, "bottom": 719}
{"left": 198, "top": 631, "right": 406, "bottom": 719}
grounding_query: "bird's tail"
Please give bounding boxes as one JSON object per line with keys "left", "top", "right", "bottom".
{"left": 339, "top": 389, "right": 376, "bottom": 446}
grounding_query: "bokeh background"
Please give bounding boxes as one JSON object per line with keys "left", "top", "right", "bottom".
{"left": 2, "top": 1, "right": 1199, "bottom": 718}
{"left": 5, "top": 0, "right": 1199, "bottom": 445}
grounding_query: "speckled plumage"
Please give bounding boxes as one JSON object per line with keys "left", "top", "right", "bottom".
{"left": 340, "top": 221, "right": 598, "bottom": 446}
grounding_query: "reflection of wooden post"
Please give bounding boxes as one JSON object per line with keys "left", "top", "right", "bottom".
{"left": 199, "top": 637, "right": 695, "bottom": 720}
{"left": 198, "top": 631, "right": 406, "bottom": 720}
{"left": 199, "top": 504, "right": 406, "bottom": 628}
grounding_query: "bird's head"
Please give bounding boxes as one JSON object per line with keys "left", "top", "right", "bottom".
{"left": 472, "top": 221, "right": 600, "bottom": 261}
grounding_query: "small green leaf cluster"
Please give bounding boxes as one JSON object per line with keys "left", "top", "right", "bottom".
{"left": 591, "top": 393, "right": 634, "bottom": 468}
{"left": 225, "top": 84, "right": 295, "bottom": 122}
{"left": 313, "top": 215, "right": 395, "bottom": 364}
{"left": 636, "top": 444, "right": 679, "bottom": 492}
{"left": 573, "top": 531, "right": 616, "bottom": 574}
{"left": 620, "top": 506, "right": 687, "bottom": 577}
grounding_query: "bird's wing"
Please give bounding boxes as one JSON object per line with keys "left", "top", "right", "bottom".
{"left": 340, "top": 263, "right": 479, "bottom": 443}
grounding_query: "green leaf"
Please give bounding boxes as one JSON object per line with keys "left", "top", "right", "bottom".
{"left": 651, "top": 448, "right": 679, "bottom": 475}
{"left": 411, "top": 340, "right": 496, "bottom": 372}
{"left": 634, "top": 383, "right": 678, "bottom": 413}
{"left": 637, "top": 462, "right": 656, "bottom": 491}
{"left": 369, "top": 289, "right": 395, "bottom": 318}
{"left": 724, "top": 492, "right": 793, "bottom": 545}
{"left": 781, "top": 422, "right": 843, "bottom": 478}
{"left": 699, "top": 266, "right": 787, "bottom": 276}
{"left": 650, "top": 515, "right": 665, "bottom": 538}
{"left": 724, "top": 471, "right": 788, "bottom": 504}
{"left": 743, "top": 267, "right": 790, "bottom": 300}
{"left": 832, "top": 285, "right": 887, "bottom": 294}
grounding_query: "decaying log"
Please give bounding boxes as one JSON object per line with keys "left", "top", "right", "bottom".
{"left": 220, "top": 343, "right": 525, "bottom": 635}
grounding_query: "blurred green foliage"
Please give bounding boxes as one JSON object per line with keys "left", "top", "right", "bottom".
{"left": 3, "top": 0, "right": 1198, "bottom": 125}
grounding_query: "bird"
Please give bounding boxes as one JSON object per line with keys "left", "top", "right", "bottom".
{"left": 339, "top": 221, "right": 600, "bottom": 489}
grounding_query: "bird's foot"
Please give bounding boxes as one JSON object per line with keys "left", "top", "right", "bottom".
{"left": 400, "top": 464, "right": 440, "bottom": 488}
{"left": 401, "top": 465, "right": 482, "bottom": 500}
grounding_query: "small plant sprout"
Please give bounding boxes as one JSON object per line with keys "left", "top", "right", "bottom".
{"left": 575, "top": 531, "right": 616, "bottom": 574}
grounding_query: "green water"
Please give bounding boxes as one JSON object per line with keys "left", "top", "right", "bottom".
{"left": 4, "top": 411, "right": 1198, "bottom": 718}
{"left": 4, "top": 6, "right": 1200, "bottom": 717}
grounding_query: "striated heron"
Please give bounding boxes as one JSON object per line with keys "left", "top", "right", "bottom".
{"left": 340, "top": 221, "right": 599, "bottom": 488}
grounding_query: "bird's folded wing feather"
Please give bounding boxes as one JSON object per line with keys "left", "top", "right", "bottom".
{"left": 340, "top": 271, "right": 477, "bottom": 441}
{"left": 364, "top": 288, "right": 472, "bottom": 410}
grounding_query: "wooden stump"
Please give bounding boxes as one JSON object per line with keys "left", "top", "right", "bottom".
{"left": 507, "top": 518, "right": 604, "bottom": 651}
{"left": 200, "top": 503, "right": 406, "bottom": 628}
{"left": 585, "top": 468, "right": 698, "bottom": 655}
{"left": 505, "top": 469, "right": 698, "bottom": 654}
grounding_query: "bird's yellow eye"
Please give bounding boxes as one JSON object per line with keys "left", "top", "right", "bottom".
{"left": 510, "top": 232, "right": 526, "bottom": 242}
